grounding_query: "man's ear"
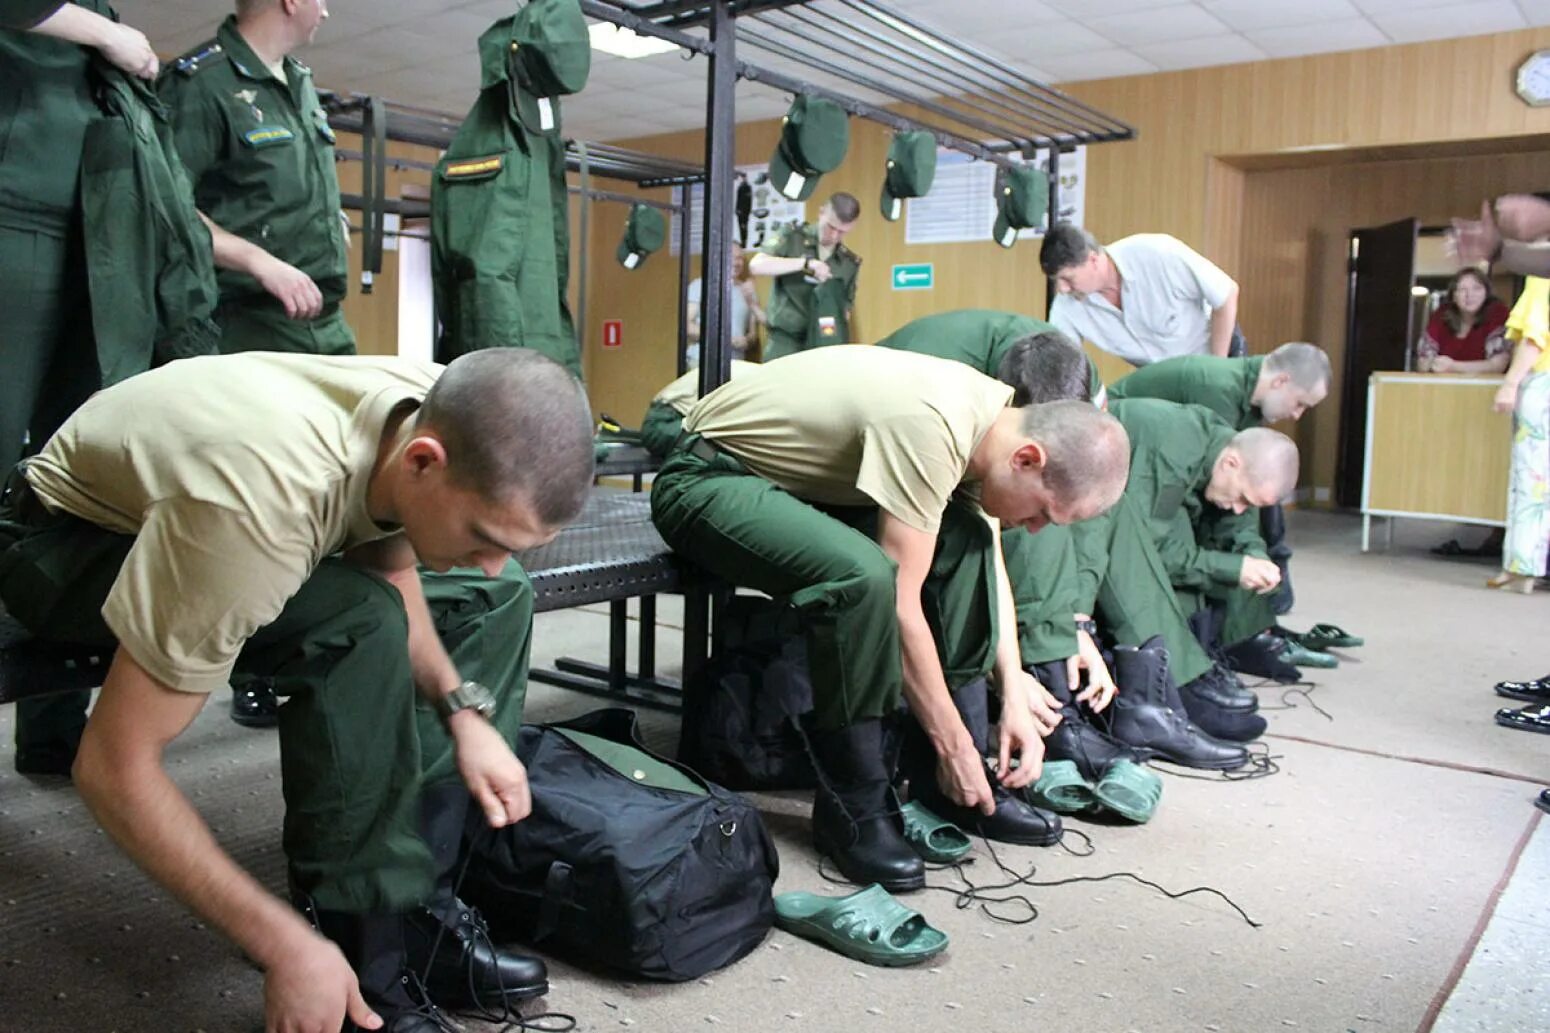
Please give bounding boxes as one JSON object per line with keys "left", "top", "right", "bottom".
{"left": 1011, "top": 440, "right": 1047, "bottom": 473}
{"left": 402, "top": 434, "right": 450, "bottom": 476}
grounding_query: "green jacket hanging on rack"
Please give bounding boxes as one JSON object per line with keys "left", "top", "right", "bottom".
{"left": 432, "top": 0, "right": 590, "bottom": 377}
{"left": 81, "top": 56, "right": 221, "bottom": 385}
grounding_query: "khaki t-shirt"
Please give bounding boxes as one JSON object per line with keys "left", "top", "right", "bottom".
{"left": 653, "top": 359, "right": 757, "bottom": 416}
{"left": 24, "top": 353, "right": 441, "bottom": 695}
{"left": 683, "top": 346, "right": 1013, "bottom": 534}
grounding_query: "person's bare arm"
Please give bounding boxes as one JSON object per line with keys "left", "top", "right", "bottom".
{"left": 1495, "top": 194, "right": 1550, "bottom": 242}
{"left": 1436, "top": 354, "right": 1510, "bottom": 374}
{"left": 344, "top": 536, "right": 532, "bottom": 828}
{"left": 685, "top": 301, "right": 701, "bottom": 343}
{"left": 1452, "top": 201, "right": 1550, "bottom": 277}
{"left": 985, "top": 518, "right": 1047, "bottom": 789}
{"left": 28, "top": 4, "right": 157, "bottom": 77}
{"left": 1495, "top": 339, "right": 1543, "bottom": 413}
{"left": 1207, "top": 282, "right": 1239, "bottom": 357}
{"left": 748, "top": 252, "right": 831, "bottom": 281}
{"left": 877, "top": 513, "right": 994, "bottom": 814}
{"left": 74, "top": 649, "right": 380, "bottom": 1033}
{"left": 198, "top": 212, "right": 324, "bottom": 320}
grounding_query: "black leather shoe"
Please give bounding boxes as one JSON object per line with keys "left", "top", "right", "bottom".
{"left": 299, "top": 900, "right": 458, "bottom": 1033}
{"left": 1107, "top": 637, "right": 1249, "bottom": 770}
{"left": 808, "top": 718, "right": 925, "bottom": 892}
{"left": 404, "top": 898, "right": 547, "bottom": 1010}
{"left": 1177, "top": 683, "right": 1267, "bottom": 743}
{"left": 230, "top": 679, "right": 279, "bottom": 728}
{"left": 1221, "top": 633, "right": 1301, "bottom": 684}
{"left": 1030, "top": 660, "right": 1144, "bottom": 782}
{"left": 1537, "top": 789, "right": 1550, "bottom": 816}
{"left": 1181, "top": 663, "right": 1258, "bottom": 713}
{"left": 1495, "top": 675, "right": 1550, "bottom": 704}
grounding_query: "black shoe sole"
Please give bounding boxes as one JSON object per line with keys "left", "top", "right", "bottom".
{"left": 1495, "top": 712, "right": 1550, "bottom": 735}
{"left": 435, "top": 979, "right": 550, "bottom": 1012}
{"left": 1536, "top": 791, "right": 1550, "bottom": 816}
{"left": 1136, "top": 747, "right": 1248, "bottom": 772}
{"left": 814, "top": 845, "right": 926, "bottom": 893}
{"left": 230, "top": 710, "right": 279, "bottom": 728}
{"left": 961, "top": 822, "right": 1063, "bottom": 847}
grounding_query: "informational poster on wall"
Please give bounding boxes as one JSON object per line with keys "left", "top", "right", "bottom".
{"left": 904, "top": 145, "right": 1085, "bottom": 246}
{"left": 671, "top": 162, "right": 807, "bottom": 257}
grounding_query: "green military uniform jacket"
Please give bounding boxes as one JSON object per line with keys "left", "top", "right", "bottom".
{"left": 81, "top": 57, "right": 221, "bottom": 382}
{"left": 759, "top": 221, "right": 860, "bottom": 360}
{"left": 1088, "top": 399, "right": 1269, "bottom": 603}
{"left": 1109, "top": 354, "right": 1265, "bottom": 431}
{"left": 431, "top": 18, "right": 578, "bottom": 377}
{"left": 876, "top": 309, "right": 1050, "bottom": 373}
{"left": 159, "top": 17, "right": 348, "bottom": 308}
{"left": 0, "top": 0, "right": 113, "bottom": 235}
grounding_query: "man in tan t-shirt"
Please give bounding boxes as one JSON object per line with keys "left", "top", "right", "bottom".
{"left": 652, "top": 346, "right": 1130, "bottom": 891}
{"left": 0, "top": 349, "right": 595, "bottom": 1032}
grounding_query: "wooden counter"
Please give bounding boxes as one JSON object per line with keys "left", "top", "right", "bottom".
{"left": 1361, "top": 372, "right": 1512, "bottom": 550}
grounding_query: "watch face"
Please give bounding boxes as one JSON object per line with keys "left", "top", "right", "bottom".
{"left": 1517, "top": 50, "right": 1550, "bottom": 107}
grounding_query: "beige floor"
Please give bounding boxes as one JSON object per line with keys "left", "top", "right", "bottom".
{"left": 0, "top": 511, "right": 1544, "bottom": 1033}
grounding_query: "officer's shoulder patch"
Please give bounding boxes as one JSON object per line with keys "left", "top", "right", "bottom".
{"left": 242, "top": 126, "right": 296, "bottom": 147}
{"left": 173, "top": 42, "right": 226, "bottom": 77}
{"left": 441, "top": 154, "right": 505, "bottom": 180}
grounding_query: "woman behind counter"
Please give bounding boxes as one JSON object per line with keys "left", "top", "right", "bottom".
{"left": 1416, "top": 268, "right": 1510, "bottom": 374}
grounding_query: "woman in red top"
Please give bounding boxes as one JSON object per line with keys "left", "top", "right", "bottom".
{"left": 1417, "top": 268, "right": 1510, "bottom": 373}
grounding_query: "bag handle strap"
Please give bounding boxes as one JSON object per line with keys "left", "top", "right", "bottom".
{"left": 534, "top": 860, "right": 574, "bottom": 943}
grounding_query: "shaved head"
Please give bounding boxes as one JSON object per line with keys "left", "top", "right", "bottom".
{"left": 1019, "top": 400, "right": 1131, "bottom": 512}
{"left": 1232, "top": 427, "right": 1300, "bottom": 499}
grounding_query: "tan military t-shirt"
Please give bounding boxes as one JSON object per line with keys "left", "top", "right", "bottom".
{"left": 683, "top": 346, "right": 1013, "bottom": 533}
{"left": 24, "top": 353, "right": 441, "bottom": 695}
{"left": 652, "top": 359, "right": 757, "bottom": 416}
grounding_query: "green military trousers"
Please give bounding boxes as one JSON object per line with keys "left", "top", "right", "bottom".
{"left": 1070, "top": 495, "right": 1215, "bottom": 687}
{"left": 216, "top": 299, "right": 357, "bottom": 356}
{"left": 639, "top": 400, "right": 685, "bottom": 459}
{"left": 1196, "top": 514, "right": 1279, "bottom": 646}
{"left": 0, "top": 486, "right": 530, "bottom": 913}
{"left": 1001, "top": 525, "right": 1080, "bottom": 667}
{"left": 2, "top": 225, "right": 100, "bottom": 767}
{"left": 762, "top": 326, "right": 806, "bottom": 362}
{"left": 651, "top": 437, "right": 997, "bottom": 731}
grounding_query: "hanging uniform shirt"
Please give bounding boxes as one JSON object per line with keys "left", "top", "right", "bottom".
{"left": 23, "top": 353, "right": 440, "bottom": 695}
{"left": 684, "top": 346, "right": 1011, "bottom": 534}
{"left": 159, "top": 17, "right": 349, "bottom": 314}
{"left": 759, "top": 221, "right": 861, "bottom": 361}
{"left": 1050, "top": 234, "right": 1235, "bottom": 367}
{"left": 1109, "top": 354, "right": 1265, "bottom": 430}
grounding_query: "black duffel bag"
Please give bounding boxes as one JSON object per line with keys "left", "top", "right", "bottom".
{"left": 460, "top": 708, "right": 779, "bottom": 982}
{"left": 677, "top": 596, "right": 818, "bottom": 791}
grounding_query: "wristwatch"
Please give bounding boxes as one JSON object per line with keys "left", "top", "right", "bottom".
{"left": 802, "top": 257, "right": 813, "bottom": 275}
{"left": 436, "top": 680, "right": 497, "bottom": 723}
{"left": 1074, "top": 619, "right": 1099, "bottom": 636}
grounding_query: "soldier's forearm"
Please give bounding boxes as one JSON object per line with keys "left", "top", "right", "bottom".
{"left": 26, "top": 3, "right": 107, "bottom": 43}
{"left": 198, "top": 211, "right": 278, "bottom": 278}
{"left": 747, "top": 254, "right": 806, "bottom": 278}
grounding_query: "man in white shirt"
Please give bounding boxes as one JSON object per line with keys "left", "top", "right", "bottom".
{"left": 1041, "top": 224, "right": 1240, "bottom": 366}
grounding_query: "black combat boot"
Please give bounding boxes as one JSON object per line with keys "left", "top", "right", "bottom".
{"left": 1030, "top": 660, "right": 1143, "bottom": 783}
{"left": 1180, "top": 661, "right": 1259, "bottom": 713}
{"left": 1106, "top": 637, "right": 1249, "bottom": 770}
{"left": 404, "top": 785, "right": 548, "bottom": 1011}
{"left": 901, "top": 678, "right": 1063, "bottom": 847}
{"left": 299, "top": 900, "right": 457, "bottom": 1033}
{"left": 808, "top": 717, "right": 926, "bottom": 892}
{"left": 1221, "top": 631, "right": 1302, "bottom": 684}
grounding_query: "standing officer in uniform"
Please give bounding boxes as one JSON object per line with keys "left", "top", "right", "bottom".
{"left": 160, "top": 0, "right": 355, "bottom": 356}
{"left": 749, "top": 192, "right": 862, "bottom": 360}
{"left": 2, "top": 0, "right": 162, "bottom": 776}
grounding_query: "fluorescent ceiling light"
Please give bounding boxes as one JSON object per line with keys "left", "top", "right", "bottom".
{"left": 589, "top": 22, "right": 678, "bottom": 59}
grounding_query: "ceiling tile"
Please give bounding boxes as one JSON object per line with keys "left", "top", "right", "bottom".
{"left": 1523, "top": 0, "right": 1550, "bottom": 27}
{"left": 1082, "top": 4, "right": 1233, "bottom": 47}
{"left": 1350, "top": 0, "right": 1474, "bottom": 11}
{"left": 1202, "top": 0, "right": 1364, "bottom": 32}
{"left": 1246, "top": 17, "right": 1391, "bottom": 58}
{"left": 1132, "top": 32, "right": 1270, "bottom": 71}
{"left": 1369, "top": 0, "right": 1527, "bottom": 43}
{"left": 1056, "top": 0, "right": 1185, "bottom": 13}
{"left": 982, "top": 21, "right": 1119, "bottom": 63}
{"left": 1035, "top": 47, "right": 1161, "bottom": 82}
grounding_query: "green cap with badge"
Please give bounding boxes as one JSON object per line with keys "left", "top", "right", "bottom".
{"left": 477, "top": 0, "right": 591, "bottom": 137}
{"left": 992, "top": 164, "right": 1049, "bottom": 249}
{"left": 879, "top": 131, "right": 937, "bottom": 221}
{"left": 617, "top": 204, "right": 666, "bottom": 269}
{"left": 769, "top": 95, "right": 850, "bottom": 202}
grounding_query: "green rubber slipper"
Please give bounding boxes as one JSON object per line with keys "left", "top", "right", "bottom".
{"left": 1293, "top": 623, "right": 1364, "bottom": 650}
{"left": 1027, "top": 759, "right": 1094, "bottom": 814}
{"left": 900, "top": 800, "right": 973, "bottom": 863}
{"left": 773, "top": 885, "right": 949, "bottom": 967}
{"left": 1093, "top": 759, "right": 1163, "bottom": 824}
{"left": 1281, "top": 640, "right": 1338, "bottom": 669}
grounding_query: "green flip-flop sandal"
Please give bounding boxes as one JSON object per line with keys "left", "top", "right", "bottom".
{"left": 1093, "top": 759, "right": 1163, "bottom": 823}
{"left": 1281, "top": 640, "right": 1338, "bottom": 669}
{"left": 773, "top": 885, "right": 949, "bottom": 967}
{"left": 900, "top": 800, "right": 973, "bottom": 863}
{"left": 1027, "top": 759, "right": 1095, "bottom": 814}
{"left": 1293, "top": 623, "right": 1364, "bottom": 650}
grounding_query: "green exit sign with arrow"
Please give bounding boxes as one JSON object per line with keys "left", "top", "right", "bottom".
{"left": 891, "top": 262, "right": 934, "bottom": 291}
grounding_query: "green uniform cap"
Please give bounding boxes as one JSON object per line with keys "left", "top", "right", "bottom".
{"left": 992, "top": 164, "right": 1049, "bottom": 249}
{"left": 617, "top": 203, "right": 666, "bottom": 269}
{"left": 477, "top": 0, "right": 590, "bottom": 138}
{"left": 879, "top": 131, "right": 937, "bottom": 221}
{"left": 769, "top": 95, "right": 850, "bottom": 202}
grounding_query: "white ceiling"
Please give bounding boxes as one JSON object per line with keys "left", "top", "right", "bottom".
{"left": 116, "top": 0, "right": 1550, "bottom": 142}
